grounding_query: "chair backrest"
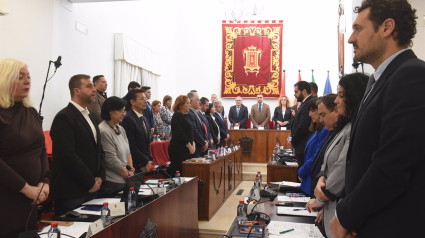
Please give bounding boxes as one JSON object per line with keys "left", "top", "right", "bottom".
{"left": 43, "top": 131, "right": 53, "bottom": 157}
{"left": 163, "top": 140, "right": 170, "bottom": 161}
{"left": 246, "top": 118, "right": 251, "bottom": 129}
{"left": 268, "top": 120, "right": 274, "bottom": 129}
{"left": 239, "top": 136, "right": 254, "bottom": 155}
{"left": 150, "top": 141, "right": 169, "bottom": 166}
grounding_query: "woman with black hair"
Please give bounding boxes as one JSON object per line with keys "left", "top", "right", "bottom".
{"left": 306, "top": 73, "right": 368, "bottom": 237}
{"left": 98, "top": 96, "right": 134, "bottom": 196}
{"left": 205, "top": 103, "right": 220, "bottom": 149}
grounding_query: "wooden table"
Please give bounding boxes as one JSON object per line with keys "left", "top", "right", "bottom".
{"left": 267, "top": 161, "right": 298, "bottom": 183}
{"left": 182, "top": 149, "right": 243, "bottom": 220}
{"left": 92, "top": 178, "right": 199, "bottom": 238}
{"left": 228, "top": 129, "right": 291, "bottom": 163}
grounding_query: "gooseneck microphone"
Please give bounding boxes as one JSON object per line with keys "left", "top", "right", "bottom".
{"left": 39, "top": 56, "right": 62, "bottom": 121}
{"left": 18, "top": 171, "right": 51, "bottom": 238}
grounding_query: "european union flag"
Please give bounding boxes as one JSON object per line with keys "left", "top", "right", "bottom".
{"left": 323, "top": 71, "right": 332, "bottom": 95}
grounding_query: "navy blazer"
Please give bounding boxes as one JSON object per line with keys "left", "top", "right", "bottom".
{"left": 187, "top": 109, "right": 207, "bottom": 156}
{"left": 121, "top": 109, "right": 151, "bottom": 170}
{"left": 50, "top": 103, "right": 105, "bottom": 200}
{"left": 214, "top": 112, "right": 228, "bottom": 145}
{"left": 337, "top": 50, "right": 425, "bottom": 236}
{"left": 228, "top": 105, "right": 248, "bottom": 129}
{"left": 290, "top": 96, "right": 313, "bottom": 153}
{"left": 198, "top": 111, "right": 213, "bottom": 141}
{"left": 143, "top": 101, "right": 155, "bottom": 131}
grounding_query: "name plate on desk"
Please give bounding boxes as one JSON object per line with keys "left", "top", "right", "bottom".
{"left": 110, "top": 202, "right": 125, "bottom": 217}
{"left": 86, "top": 219, "right": 103, "bottom": 237}
{"left": 234, "top": 126, "right": 239, "bottom": 129}
{"left": 258, "top": 126, "right": 264, "bottom": 130}
{"left": 281, "top": 127, "right": 286, "bottom": 130}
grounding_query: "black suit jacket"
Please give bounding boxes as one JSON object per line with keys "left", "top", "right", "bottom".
{"left": 206, "top": 114, "right": 219, "bottom": 145}
{"left": 143, "top": 101, "right": 155, "bottom": 131}
{"left": 272, "top": 107, "right": 292, "bottom": 128}
{"left": 214, "top": 112, "right": 228, "bottom": 146}
{"left": 199, "top": 111, "right": 213, "bottom": 141}
{"left": 121, "top": 110, "right": 152, "bottom": 170}
{"left": 290, "top": 96, "right": 313, "bottom": 153}
{"left": 187, "top": 109, "right": 207, "bottom": 157}
{"left": 228, "top": 105, "right": 248, "bottom": 129}
{"left": 337, "top": 50, "right": 425, "bottom": 236}
{"left": 50, "top": 103, "right": 105, "bottom": 200}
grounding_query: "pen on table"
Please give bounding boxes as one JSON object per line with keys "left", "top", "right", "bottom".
{"left": 292, "top": 208, "right": 306, "bottom": 211}
{"left": 279, "top": 228, "right": 294, "bottom": 234}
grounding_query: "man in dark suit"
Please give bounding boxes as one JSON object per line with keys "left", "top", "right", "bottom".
{"left": 199, "top": 97, "right": 214, "bottom": 146}
{"left": 121, "top": 89, "right": 153, "bottom": 173}
{"left": 50, "top": 74, "right": 105, "bottom": 215}
{"left": 228, "top": 96, "right": 248, "bottom": 129}
{"left": 141, "top": 86, "right": 155, "bottom": 135}
{"left": 289, "top": 81, "right": 313, "bottom": 168}
{"left": 330, "top": 1, "right": 425, "bottom": 237}
{"left": 211, "top": 93, "right": 225, "bottom": 117}
{"left": 187, "top": 92, "right": 208, "bottom": 157}
{"left": 214, "top": 101, "right": 229, "bottom": 146}
{"left": 123, "top": 81, "right": 141, "bottom": 111}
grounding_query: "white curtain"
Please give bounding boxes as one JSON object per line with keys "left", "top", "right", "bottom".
{"left": 114, "top": 33, "right": 161, "bottom": 97}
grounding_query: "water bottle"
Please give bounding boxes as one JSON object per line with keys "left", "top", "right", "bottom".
{"left": 207, "top": 149, "right": 212, "bottom": 159}
{"left": 174, "top": 171, "right": 181, "bottom": 186}
{"left": 221, "top": 147, "right": 225, "bottom": 156}
{"left": 101, "top": 202, "right": 111, "bottom": 228}
{"left": 256, "top": 171, "right": 263, "bottom": 190}
{"left": 250, "top": 177, "right": 261, "bottom": 200}
{"left": 158, "top": 179, "right": 165, "bottom": 196}
{"left": 48, "top": 222, "right": 61, "bottom": 238}
{"left": 127, "top": 187, "right": 137, "bottom": 214}
{"left": 237, "top": 200, "right": 247, "bottom": 218}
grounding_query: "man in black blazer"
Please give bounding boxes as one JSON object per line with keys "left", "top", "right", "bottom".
{"left": 330, "top": 1, "right": 425, "bottom": 237}
{"left": 228, "top": 96, "right": 248, "bottom": 129}
{"left": 141, "top": 86, "right": 155, "bottom": 135}
{"left": 50, "top": 74, "right": 105, "bottom": 215}
{"left": 199, "top": 97, "right": 214, "bottom": 146}
{"left": 214, "top": 101, "right": 229, "bottom": 146}
{"left": 121, "top": 89, "right": 153, "bottom": 173}
{"left": 289, "top": 81, "right": 313, "bottom": 168}
{"left": 187, "top": 92, "right": 208, "bottom": 157}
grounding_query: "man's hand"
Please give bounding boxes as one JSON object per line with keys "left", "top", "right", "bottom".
{"left": 306, "top": 198, "right": 323, "bottom": 212}
{"left": 330, "top": 216, "right": 357, "bottom": 238}
{"left": 88, "top": 179, "right": 101, "bottom": 193}
{"left": 202, "top": 141, "right": 209, "bottom": 151}
{"left": 314, "top": 176, "right": 328, "bottom": 202}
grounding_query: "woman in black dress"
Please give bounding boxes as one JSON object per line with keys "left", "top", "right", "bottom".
{"left": 168, "top": 95, "right": 195, "bottom": 175}
{"left": 0, "top": 59, "right": 49, "bottom": 237}
{"left": 272, "top": 95, "right": 292, "bottom": 129}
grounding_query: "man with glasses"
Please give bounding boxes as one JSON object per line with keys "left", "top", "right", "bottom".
{"left": 121, "top": 89, "right": 153, "bottom": 173}
{"left": 250, "top": 94, "right": 271, "bottom": 129}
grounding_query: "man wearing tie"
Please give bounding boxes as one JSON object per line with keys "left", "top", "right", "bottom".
{"left": 121, "top": 89, "right": 153, "bottom": 173}
{"left": 214, "top": 101, "right": 229, "bottom": 146}
{"left": 141, "top": 86, "right": 155, "bottom": 136}
{"left": 330, "top": 1, "right": 425, "bottom": 237}
{"left": 250, "top": 94, "right": 271, "bottom": 129}
{"left": 228, "top": 96, "right": 248, "bottom": 129}
{"left": 187, "top": 92, "right": 208, "bottom": 157}
{"left": 199, "top": 97, "right": 214, "bottom": 147}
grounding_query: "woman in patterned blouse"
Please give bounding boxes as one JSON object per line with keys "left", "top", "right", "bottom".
{"left": 160, "top": 95, "right": 173, "bottom": 140}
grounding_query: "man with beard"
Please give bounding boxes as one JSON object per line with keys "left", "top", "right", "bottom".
{"left": 50, "top": 74, "right": 105, "bottom": 215}
{"left": 330, "top": 0, "right": 425, "bottom": 237}
{"left": 288, "top": 81, "right": 313, "bottom": 168}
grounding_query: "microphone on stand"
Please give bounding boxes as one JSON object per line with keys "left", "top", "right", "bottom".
{"left": 39, "top": 56, "right": 62, "bottom": 121}
{"left": 18, "top": 171, "right": 52, "bottom": 238}
{"left": 53, "top": 56, "right": 62, "bottom": 72}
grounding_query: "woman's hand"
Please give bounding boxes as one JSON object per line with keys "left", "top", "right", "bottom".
{"left": 306, "top": 198, "right": 323, "bottom": 212}
{"left": 315, "top": 209, "right": 324, "bottom": 223}
{"left": 20, "top": 183, "right": 45, "bottom": 204}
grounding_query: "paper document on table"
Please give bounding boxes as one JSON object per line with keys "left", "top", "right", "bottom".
{"left": 139, "top": 188, "right": 153, "bottom": 195}
{"left": 276, "top": 206, "right": 317, "bottom": 217}
{"left": 267, "top": 221, "right": 324, "bottom": 238}
{"left": 284, "top": 161, "right": 298, "bottom": 166}
{"left": 277, "top": 196, "right": 310, "bottom": 203}
{"left": 82, "top": 198, "right": 121, "bottom": 206}
{"left": 271, "top": 181, "right": 301, "bottom": 187}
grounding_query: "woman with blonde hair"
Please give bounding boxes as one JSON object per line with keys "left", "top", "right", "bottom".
{"left": 272, "top": 95, "right": 292, "bottom": 129}
{"left": 0, "top": 59, "right": 49, "bottom": 237}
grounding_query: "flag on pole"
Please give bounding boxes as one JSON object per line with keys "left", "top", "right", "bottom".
{"left": 280, "top": 70, "right": 286, "bottom": 96}
{"left": 311, "top": 70, "right": 315, "bottom": 83}
{"left": 323, "top": 71, "right": 333, "bottom": 95}
{"left": 298, "top": 70, "right": 301, "bottom": 82}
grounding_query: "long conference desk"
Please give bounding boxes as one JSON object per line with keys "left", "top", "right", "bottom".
{"left": 182, "top": 149, "right": 243, "bottom": 220}
{"left": 228, "top": 129, "right": 291, "bottom": 163}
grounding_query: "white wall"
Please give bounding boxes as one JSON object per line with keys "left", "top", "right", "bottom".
{"left": 1, "top": 0, "right": 424, "bottom": 129}
{"left": 411, "top": 0, "right": 425, "bottom": 61}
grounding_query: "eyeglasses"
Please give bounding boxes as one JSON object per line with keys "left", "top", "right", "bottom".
{"left": 140, "top": 97, "right": 148, "bottom": 101}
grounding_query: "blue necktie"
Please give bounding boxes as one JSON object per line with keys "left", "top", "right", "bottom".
{"left": 259, "top": 103, "right": 262, "bottom": 113}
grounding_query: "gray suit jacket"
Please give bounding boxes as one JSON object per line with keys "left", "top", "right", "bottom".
{"left": 87, "top": 91, "right": 106, "bottom": 124}
{"left": 320, "top": 123, "right": 351, "bottom": 237}
{"left": 249, "top": 103, "right": 271, "bottom": 128}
